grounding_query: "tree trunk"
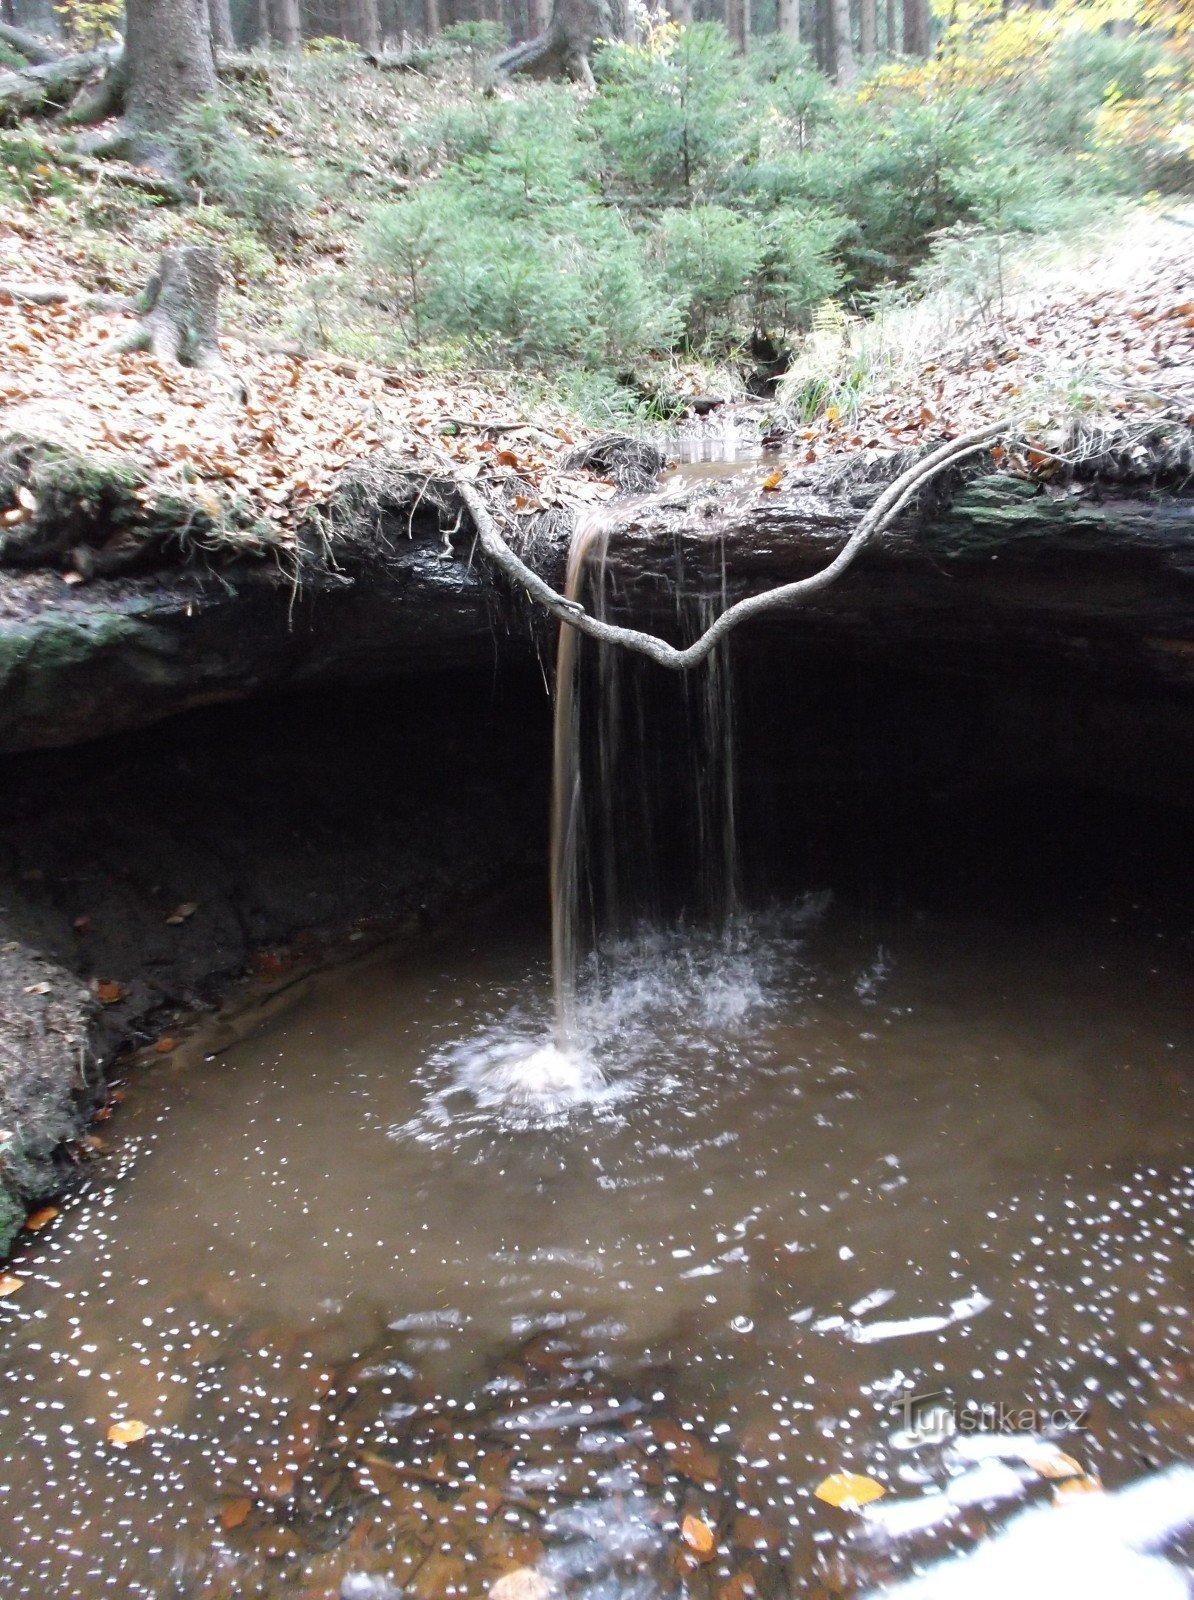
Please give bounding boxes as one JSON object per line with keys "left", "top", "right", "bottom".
{"left": 123, "top": 0, "right": 217, "bottom": 135}
{"left": 424, "top": 0, "right": 440, "bottom": 33}
{"left": 355, "top": 0, "right": 383, "bottom": 47}
{"left": 902, "top": 0, "right": 928, "bottom": 53}
{"left": 726, "top": 0, "right": 750, "bottom": 51}
{"left": 859, "top": 0, "right": 875, "bottom": 56}
{"left": 831, "top": 0, "right": 853, "bottom": 80}
{"left": 885, "top": 0, "right": 896, "bottom": 53}
{"left": 270, "top": 0, "right": 303, "bottom": 47}
{"left": 672, "top": 0, "right": 693, "bottom": 21}
{"left": 777, "top": 0, "right": 799, "bottom": 42}
{"left": 209, "top": 0, "right": 235, "bottom": 47}
{"left": 492, "top": 0, "right": 613, "bottom": 81}
{"left": 528, "top": 0, "right": 550, "bottom": 35}
{"left": 118, "top": 246, "right": 246, "bottom": 399}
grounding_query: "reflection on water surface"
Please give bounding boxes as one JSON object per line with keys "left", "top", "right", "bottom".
{"left": 0, "top": 900, "right": 1189, "bottom": 1598}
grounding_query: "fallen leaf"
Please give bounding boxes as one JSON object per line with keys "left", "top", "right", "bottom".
{"left": 94, "top": 980, "right": 127, "bottom": 1005}
{"left": 165, "top": 902, "right": 198, "bottom": 925}
{"left": 23, "top": 1206, "right": 58, "bottom": 1231}
{"left": 761, "top": 470, "right": 784, "bottom": 491}
{"left": 814, "top": 1471, "right": 887, "bottom": 1510}
{"left": 681, "top": 1514, "right": 717, "bottom": 1558}
{"left": 1053, "top": 1473, "right": 1103, "bottom": 1503}
{"left": 24, "top": 981, "right": 52, "bottom": 996}
{"left": 107, "top": 1419, "right": 148, "bottom": 1447}
{"left": 1026, "top": 1450, "right": 1085, "bottom": 1480}
{"left": 488, "top": 1569, "right": 553, "bottom": 1600}
{"left": 0, "top": 1275, "right": 24, "bottom": 1297}
{"left": 154, "top": 1036, "right": 179, "bottom": 1054}
{"left": 219, "top": 1497, "right": 252, "bottom": 1530}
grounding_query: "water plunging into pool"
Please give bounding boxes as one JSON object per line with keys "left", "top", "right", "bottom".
{"left": 0, "top": 505, "right": 1190, "bottom": 1598}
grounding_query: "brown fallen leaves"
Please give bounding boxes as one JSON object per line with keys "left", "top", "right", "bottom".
{"left": 789, "top": 230, "right": 1194, "bottom": 469}
{"left": 0, "top": 1274, "right": 24, "bottom": 1298}
{"left": 0, "top": 224, "right": 614, "bottom": 548}
{"left": 681, "top": 1513, "right": 717, "bottom": 1559}
{"left": 23, "top": 1206, "right": 58, "bottom": 1231}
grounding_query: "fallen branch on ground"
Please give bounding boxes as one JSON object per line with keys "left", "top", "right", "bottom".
{"left": 0, "top": 43, "right": 117, "bottom": 122}
{"left": 0, "top": 22, "right": 63, "bottom": 66}
{"left": 457, "top": 421, "right": 1014, "bottom": 670}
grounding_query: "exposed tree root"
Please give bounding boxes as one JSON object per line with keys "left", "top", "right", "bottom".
{"left": 457, "top": 422, "right": 1014, "bottom": 670}
{"left": 115, "top": 247, "right": 247, "bottom": 403}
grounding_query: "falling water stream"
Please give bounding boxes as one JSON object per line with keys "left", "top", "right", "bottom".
{"left": 0, "top": 465, "right": 1190, "bottom": 1599}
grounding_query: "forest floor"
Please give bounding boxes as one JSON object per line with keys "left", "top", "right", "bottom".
{"left": 0, "top": 40, "right": 1191, "bottom": 562}
{"left": 1, "top": 205, "right": 1191, "bottom": 567}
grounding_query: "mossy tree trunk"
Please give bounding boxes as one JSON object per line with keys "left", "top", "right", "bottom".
{"left": 118, "top": 246, "right": 246, "bottom": 400}
{"left": 124, "top": 0, "right": 217, "bottom": 141}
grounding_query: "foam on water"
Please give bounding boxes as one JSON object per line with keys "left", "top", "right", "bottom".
{"left": 396, "top": 906, "right": 827, "bottom": 1141}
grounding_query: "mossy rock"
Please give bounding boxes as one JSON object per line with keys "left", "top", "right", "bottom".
{"left": 0, "top": 434, "right": 282, "bottom": 575}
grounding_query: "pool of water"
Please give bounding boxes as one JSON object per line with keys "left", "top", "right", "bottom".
{"left": 0, "top": 897, "right": 1190, "bottom": 1598}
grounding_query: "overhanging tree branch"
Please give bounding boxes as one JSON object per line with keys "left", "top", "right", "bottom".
{"left": 456, "top": 421, "right": 1013, "bottom": 671}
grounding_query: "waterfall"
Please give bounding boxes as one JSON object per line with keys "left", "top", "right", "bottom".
{"left": 550, "top": 516, "right": 740, "bottom": 1049}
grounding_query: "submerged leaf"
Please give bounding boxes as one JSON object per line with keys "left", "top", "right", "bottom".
{"left": 681, "top": 1514, "right": 717, "bottom": 1558}
{"left": 107, "top": 1419, "right": 148, "bottom": 1446}
{"left": 814, "top": 1471, "right": 887, "bottom": 1509}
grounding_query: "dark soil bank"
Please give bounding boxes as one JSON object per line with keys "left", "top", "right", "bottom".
{"left": 0, "top": 442, "right": 1192, "bottom": 1249}
{"left": 0, "top": 666, "right": 549, "bottom": 1249}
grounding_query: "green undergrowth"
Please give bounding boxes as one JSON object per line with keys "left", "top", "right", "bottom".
{"left": 4, "top": 21, "right": 1187, "bottom": 427}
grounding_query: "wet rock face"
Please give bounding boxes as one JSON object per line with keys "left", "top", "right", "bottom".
{"left": 1, "top": 456, "right": 1191, "bottom": 755}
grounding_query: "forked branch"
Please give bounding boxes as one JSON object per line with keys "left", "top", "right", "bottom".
{"left": 457, "top": 421, "right": 1013, "bottom": 670}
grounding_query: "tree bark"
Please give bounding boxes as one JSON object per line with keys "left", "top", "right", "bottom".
{"left": 355, "top": 0, "right": 383, "bottom": 48}
{"left": 831, "top": 0, "right": 853, "bottom": 81}
{"left": 492, "top": 0, "right": 613, "bottom": 82}
{"left": 124, "top": 0, "right": 218, "bottom": 135}
{"left": 859, "top": 0, "right": 875, "bottom": 56}
{"left": 0, "top": 20, "right": 60, "bottom": 62}
{"left": 777, "top": 0, "right": 799, "bottom": 42}
{"left": 270, "top": 0, "right": 303, "bottom": 47}
{"left": 726, "top": 0, "right": 751, "bottom": 51}
{"left": 528, "top": 0, "right": 550, "bottom": 35}
{"left": 902, "top": 0, "right": 928, "bottom": 54}
{"left": 117, "top": 246, "right": 246, "bottom": 400}
{"left": 885, "top": 0, "right": 896, "bottom": 53}
{"left": 424, "top": 0, "right": 440, "bottom": 34}
{"left": 209, "top": 0, "right": 235, "bottom": 47}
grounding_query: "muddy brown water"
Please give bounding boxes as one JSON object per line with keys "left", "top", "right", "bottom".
{"left": 0, "top": 896, "right": 1190, "bottom": 1599}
